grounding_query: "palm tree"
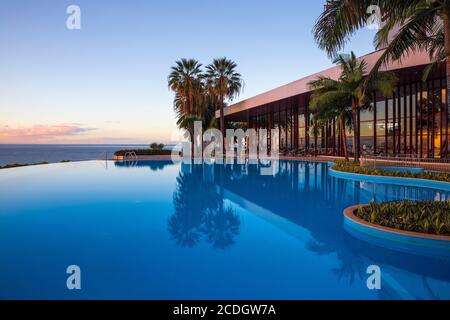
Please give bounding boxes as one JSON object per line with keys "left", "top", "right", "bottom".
{"left": 201, "top": 93, "right": 219, "bottom": 131}
{"left": 314, "top": 0, "right": 450, "bottom": 115}
{"left": 308, "top": 52, "right": 396, "bottom": 161}
{"left": 205, "top": 58, "right": 243, "bottom": 151}
{"left": 168, "top": 59, "right": 204, "bottom": 157}
{"left": 309, "top": 84, "right": 352, "bottom": 159}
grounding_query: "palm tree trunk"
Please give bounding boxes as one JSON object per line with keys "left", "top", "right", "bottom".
{"left": 444, "top": 11, "right": 450, "bottom": 157}
{"left": 189, "top": 123, "right": 195, "bottom": 160}
{"left": 337, "top": 116, "right": 342, "bottom": 156}
{"left": 340, "top": 115, "right": 348, "bottom": 160}
{"left": 352, "top": 98, "right": 358, "bottom": 162}
{"left": 219, "top": 94, "right": 225, "bottom": 155}
{"left": 201, "top": 124, "right": 204, "bottom": 160}
{"left": 185, "top": 93, "right": 195, "bottom": 159}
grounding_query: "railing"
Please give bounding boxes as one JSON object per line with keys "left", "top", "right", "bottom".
{"left": 124, "top": 151, "right": 137, "bottom": 161}
{"left": 96, "top": 152, "right": 110, "bottom": 161}
{"left": 361, "top": 155, "right": 450, "bottom": 173}
{"left": 121, "top": 151, "right": 138, "bottom": 167}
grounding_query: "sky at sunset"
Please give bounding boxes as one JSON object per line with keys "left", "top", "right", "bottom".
{"left": 0, "top": 0, "right": 377, "bottom": 144}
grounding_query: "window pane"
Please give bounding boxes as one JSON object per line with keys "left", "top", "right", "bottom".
{"left": 387, "top": 98, "right": 394, "bottom": 119}
{"left": 376, "top": 120, "right": 386, "bottom": 137}
{"left": 376, "top": 137, "right": 386, "bottom": 154}
{"left": 376, "top": 100, "right": 386, "bottom": 120}
{"left": 360, "top": 108, "right": 373, "bottom": 122}
{"left": 361, "top": 136, "right": 374, "bottom": 155}
{"left": 360, "top": 121, "right": 374, "bottom": 137}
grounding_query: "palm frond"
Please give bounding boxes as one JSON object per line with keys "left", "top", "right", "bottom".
{"left": 367, "top": 2, "right": 440, "bottom": 83}
{"left": 313, "top": 0, "right": 370, "bottom": 57}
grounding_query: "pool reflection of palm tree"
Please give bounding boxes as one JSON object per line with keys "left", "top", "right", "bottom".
{"left": 307, "top": 233, "right": 366, "bottom": 286}
{"left": 332, "top": 248, "right": 366, "bottom": 286}
{"left": 169, "top": 165, "right": 240, "bottom": 248}
{"left": 203, "top": 206, "right": 240, "bottom": 249}
{"left": 169, "top": 167, "right": 216, "bottom": 247}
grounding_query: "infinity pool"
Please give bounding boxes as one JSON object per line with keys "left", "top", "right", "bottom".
{"left": 0, "top": 160, "right": 449, "bottom": 300}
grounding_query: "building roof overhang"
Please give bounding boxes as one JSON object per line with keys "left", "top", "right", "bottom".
{"left": 217, "top": 49, "right": 432, "bottom": 119}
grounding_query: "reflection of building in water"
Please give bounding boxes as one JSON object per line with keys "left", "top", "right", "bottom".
{"left": 209, "top": 161, "right": 449, "bottom": 215}
{"left": 359, "top": 181, "right": 450, "bottom": 202}
{"left": 220, "top": 47, "right": 448, "bottom": 159}
{"left": 203, "top": 160, "right": 450, "bottom": 299}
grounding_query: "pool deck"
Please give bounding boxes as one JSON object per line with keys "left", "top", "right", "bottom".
{"left": 114, "top": 155, "right": 347, "bottom": 162}
{"left": 361, "top": 158, "right": 450, "bottom": 172}
{"left": 279, "top": 155, "right": 346, "bottom": 162}
{"left": 114, "top": 155, "right": 450, "bottom": 173}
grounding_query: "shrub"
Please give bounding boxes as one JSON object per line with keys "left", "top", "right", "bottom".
{"left": 150, "top": 143, "right": 165, "bottom": 150}
{"left": 332, "top": 160, "right": 450, "bottom": 183}
{"left": 114, "top": 149, "right": 172, "bottom": 157}
{"left": 355, "top": 200, "right": 450, "bottom": 236}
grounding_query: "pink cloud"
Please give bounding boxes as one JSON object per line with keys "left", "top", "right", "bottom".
{"left": 0, "top": 124, "right": 96, "bottom": 139}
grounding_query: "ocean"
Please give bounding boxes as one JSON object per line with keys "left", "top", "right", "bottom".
{"left": 0, "top": 144, "right": 166, "bottom": 166}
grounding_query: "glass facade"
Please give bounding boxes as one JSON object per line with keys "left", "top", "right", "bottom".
{"left": 246, "top": 66, "right": 448, "bottom": 158}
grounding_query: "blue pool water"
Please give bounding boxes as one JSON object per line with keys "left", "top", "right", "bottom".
{"left": 0, "top": 160, "right": 449, "bottom": 300}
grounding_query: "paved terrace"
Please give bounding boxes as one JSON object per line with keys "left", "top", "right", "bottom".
{"left": 113, "top": 155, "right": 346, "bottom": 162}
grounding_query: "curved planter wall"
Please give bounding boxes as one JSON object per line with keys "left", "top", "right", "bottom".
{"left": 328, "top": 165, "right": 450, "bottom": 192}
{"left": 343, "top": 204, "right": 450, "bottom": 257}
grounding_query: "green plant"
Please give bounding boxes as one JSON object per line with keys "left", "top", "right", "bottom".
{"left": 355, "top": 199, "right": 450, "bottom": 236}
{"left": 150, "top": 143, "right": 165, "bottom": 150}
{"left": 332, "top": 160, "right": 450, "bottom": 183}
{"left": 114, "top": 149, "right": 172, "bottom": 157}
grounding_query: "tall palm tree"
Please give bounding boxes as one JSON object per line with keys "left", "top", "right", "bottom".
{"left": 168, "top": 58, "right": 204, "bottom": 116}
{"left": 168, "top": 59, "right": 204, "bottom": 156}
{"left": 314, "top": 0, "right": 450, "bottom": 113}
{"left": 202, "top": 92, "right": 219, "bottom": 131}
{"left": 205, "top": 58, "right": 243, "bottom": 150}
{"left": 309, "top": 84, "right": 352, "bottom": 160}
{"left": 308, "top": 52, "right": 396, "bottom": 161}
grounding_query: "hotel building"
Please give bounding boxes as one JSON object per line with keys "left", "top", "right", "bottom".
{"left": 219, "top": 50, "right": 448, "bottom": 158}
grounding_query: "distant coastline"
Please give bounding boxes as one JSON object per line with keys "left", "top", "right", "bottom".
{"left": 0, "top": 144, "right": 177, "bottom": 166}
